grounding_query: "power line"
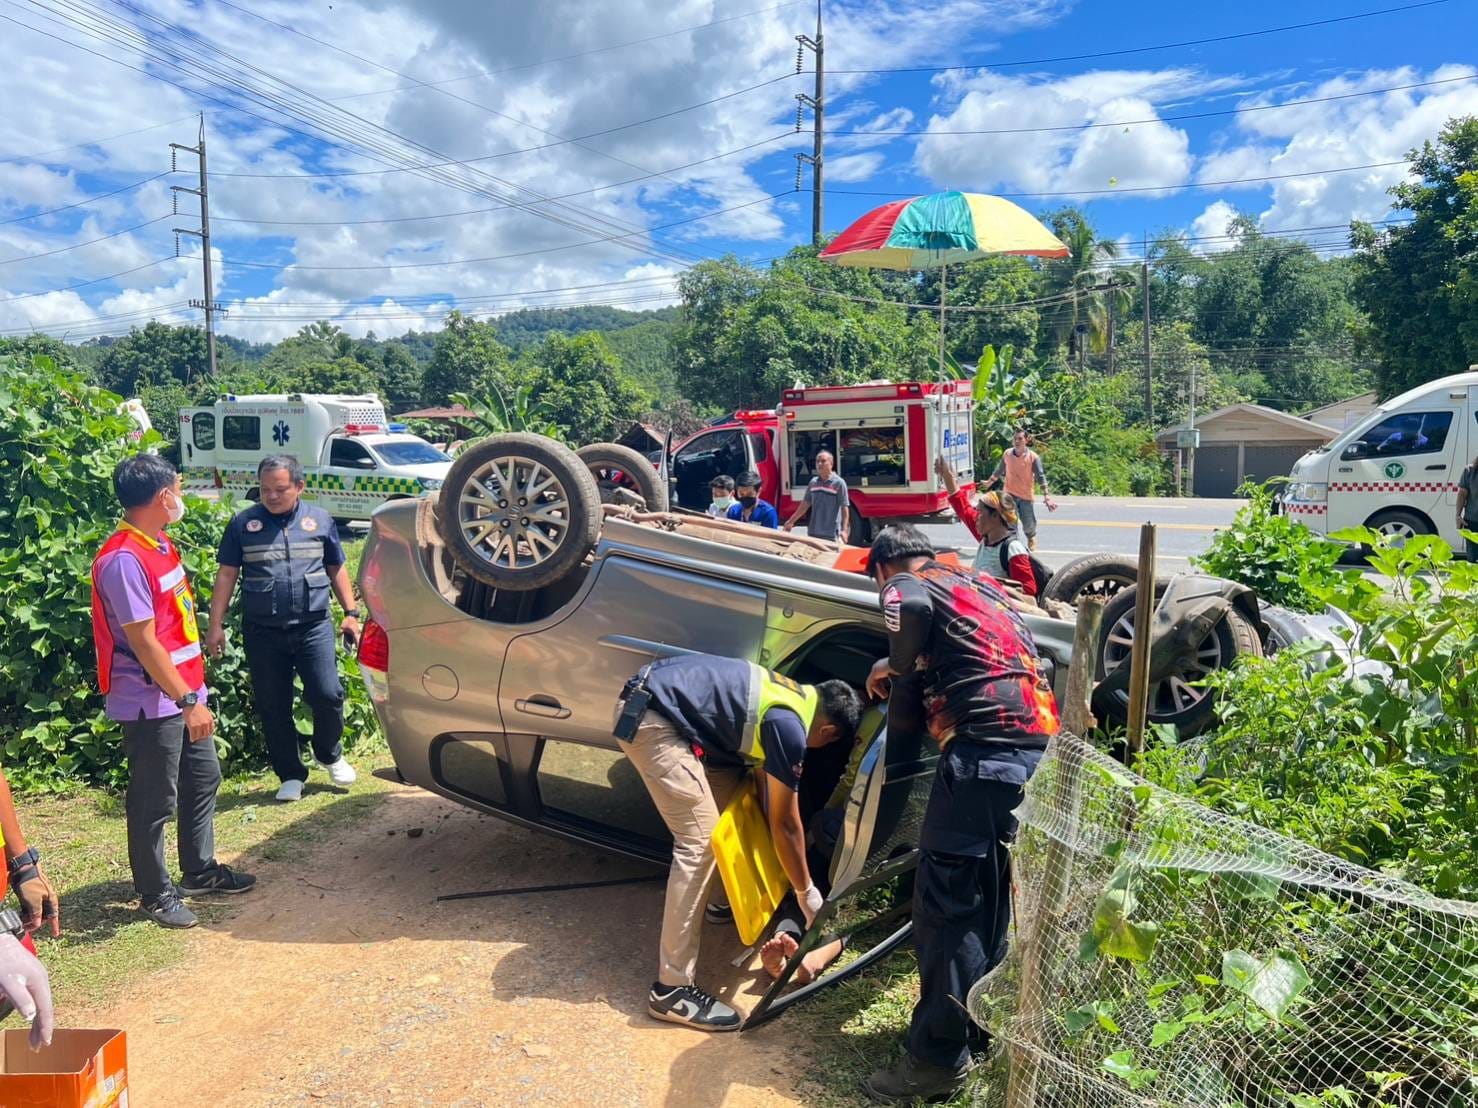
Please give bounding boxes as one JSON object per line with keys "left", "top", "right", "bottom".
{"left": 0, "top": 171, "right": 170, "bottom": 225}
{"left": 829, "top": 74, "right": 1478, "bottom": 138}
{"left": 825, "top": 1, "right": 1455, "bottom": 75}
{"left": 821, "top": 159, "right": 1412, "bottom": 200}
{"left": 0, "top": 213, "right": 171, "bottom": 264}
{"left": 0, "top": 113, "right": 198, "bottom": 164}
{"left": 0, "top": 256, "right": 176, "bottom": 301}
{"left": 221, "top": 192, "right": 789, "bottom": 272}
{"left": 202, "top": 74, "right": 804, "bottom": 179}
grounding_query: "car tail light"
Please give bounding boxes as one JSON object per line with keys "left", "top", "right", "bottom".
{"left": 357, "top": 618, "right": 390, "bottom": 703}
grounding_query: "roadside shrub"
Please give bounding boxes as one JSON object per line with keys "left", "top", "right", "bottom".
{"left": 1194, "top": 479, "right": 1343, "bottom": 612}
{"left": 0, "top": 352, "right": 377, "bottom": 791}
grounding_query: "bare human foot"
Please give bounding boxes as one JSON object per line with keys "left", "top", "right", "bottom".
{"left": 761, "top": 932, "right": 799, "bottom": 979}
{"left": 759, "top": 932, "right": 844, "bottom": 984}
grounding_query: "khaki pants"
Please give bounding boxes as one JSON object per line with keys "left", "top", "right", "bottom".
{"left": 617, "top": 706, "right": 743, "bottom": 987}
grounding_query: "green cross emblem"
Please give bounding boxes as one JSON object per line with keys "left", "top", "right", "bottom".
{"left": 1383, "top": 460, "right": 1405, "bottom": 480}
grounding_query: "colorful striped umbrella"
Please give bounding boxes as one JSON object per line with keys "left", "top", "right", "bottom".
{"left": 820, "top": 191, "right": 1067, "bottom": 375}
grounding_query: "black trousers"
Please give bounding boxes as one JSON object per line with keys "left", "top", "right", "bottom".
{"left": 243, "top": 618, "right": 345, "bottom": 783}
{"left": 906, "top": 740, "right": 1038, "bottom": 1071}
{"left": 123, "top": 712, "right": 222, "bottom": 899}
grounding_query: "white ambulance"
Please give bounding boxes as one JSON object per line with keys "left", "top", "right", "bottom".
{"left": 179, "top": 393, "right": 452, "bottom": 521}
{"left": 1282, "top": 367, "right": 1478, "bottom": 546}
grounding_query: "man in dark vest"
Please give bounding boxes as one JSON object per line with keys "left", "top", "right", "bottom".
{"left": 862, "top": 524, "right": 1060, "bottom": 1103}
{"left": 204, "top": 455, "right": 361, "bottom": 802}
{"left": 613, "top": 653, "right": 863, "bottom": 1031}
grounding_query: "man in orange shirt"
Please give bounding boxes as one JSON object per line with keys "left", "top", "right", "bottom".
{"left": 981, "top": 430, "right": 1057, "bottom": 551}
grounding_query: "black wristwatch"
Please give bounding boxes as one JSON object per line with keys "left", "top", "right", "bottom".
{"left": 345, "top": 608, "right": 362, "bottom": 620}
{"left": 0, "top": 909, "right": 24, "bottom": 940}
{"left": 6, "top": 847, "right": 38, "bottom": 876}
{"left": 175, "top": 691, "right": 200, "bottom": 710}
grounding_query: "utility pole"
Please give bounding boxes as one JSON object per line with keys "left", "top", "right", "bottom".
{"left": 794, "top": 0, "right": 824, "bottom": 245}
{"left": 171, "top": 113, "right": 224, "bottom": 377}
{"left": 1187, "top": 352, "right": 1198, "bottom": 497}
{"left": 1141, "top": 258, "right": 1153, "bottom": 426}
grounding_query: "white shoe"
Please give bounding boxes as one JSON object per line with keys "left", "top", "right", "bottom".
{"left": 316, "top": 758, "right": 357, "bottom": 786}
{"left": 275, "top": 779, "right": 305, "bottom": 802}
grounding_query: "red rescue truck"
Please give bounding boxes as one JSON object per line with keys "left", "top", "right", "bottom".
{"left": 668, "top": 380, "right": 975, "bottom": 543}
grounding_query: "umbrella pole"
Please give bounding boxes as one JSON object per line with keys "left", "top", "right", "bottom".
{"left": 937, "top": 260, "right": 948, "bottom": 379}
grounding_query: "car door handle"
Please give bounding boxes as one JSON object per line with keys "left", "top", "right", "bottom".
{"left": 516, "top": 695, "right": 571, "bottom": 720}
{"left": 1425, "top": 464, "right": 1446, "bottom": 471}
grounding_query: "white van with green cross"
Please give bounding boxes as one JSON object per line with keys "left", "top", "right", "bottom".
{"left": 179, "top": 393, "right": 452, "bottom": 522}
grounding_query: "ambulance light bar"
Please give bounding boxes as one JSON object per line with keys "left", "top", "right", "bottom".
{"left": 388, "top": 422, "right": 408, "bottom": 432}
{"left": 343, "top": 423, "right": 383, "bottom": 435}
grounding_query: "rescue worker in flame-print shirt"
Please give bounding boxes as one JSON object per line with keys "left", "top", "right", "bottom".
{"left": 860, "top": 523, "right": 1059, "bottom": 1104}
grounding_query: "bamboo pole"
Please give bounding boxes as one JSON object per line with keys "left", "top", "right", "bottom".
{"left": 1124, "top": 523, "right": 1157, "bottom": 766}
{"left": 1006, "top": 596, "right": 1105, "bottom": 1108}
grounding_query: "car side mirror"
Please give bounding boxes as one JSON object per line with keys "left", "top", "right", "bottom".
{"left": 1341, "top": 442, "right": 1371, "bottom": 461}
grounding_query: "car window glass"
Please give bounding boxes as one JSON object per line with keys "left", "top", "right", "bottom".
{"left": 790, "top": 429, "right": 838, "bottom": 486}
{"left": 330, "top": 438, "right": 375, "bottom": 468}
{"left": 372, "top": 441, "right": 450, "bottom": 466}
{"left": 749, "top": 430, "right": 769, "bottom": 463}
{"left": 192, "top": 413, "right": 216, "bottom": 451}
{"left": 222, "top": 415, "right": 260, "bottom": 451}
{"left": 673, "top": 428, "right": 746, "bottom": 508}
{"left": 839, "top": 425, "right": 905, "bottom": 486}
{"left": 1345, "top": 410, "right": 1452, "bottom": 459}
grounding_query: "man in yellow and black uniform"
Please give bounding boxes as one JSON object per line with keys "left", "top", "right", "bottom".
{"left": 614, "top": 653, "right": 862, "bottom": 1031}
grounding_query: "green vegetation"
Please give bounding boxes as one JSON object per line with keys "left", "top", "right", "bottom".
{"left": 0, "top": 351, "right": 376, "bottom": 790}
{"left": 1194, "top": 480, "right": 1345, "bottom": 611}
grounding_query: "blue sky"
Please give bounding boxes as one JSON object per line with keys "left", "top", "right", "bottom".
{"left": 1, "top": 0, "right": 1475, "bottom": 341}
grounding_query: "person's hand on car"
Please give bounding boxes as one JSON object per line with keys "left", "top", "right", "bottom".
{"left": 0, "top": 933, "right": 53, "bottom": 1050}
{"left": 933, "top": 456, "right": 958, "bottom": 495}
{"left": 866, "top": 658, "right": 894, "bottom": 701}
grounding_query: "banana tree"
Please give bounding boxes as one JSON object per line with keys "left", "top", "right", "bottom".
{"left": 449, "top": 385, "right": 567, "bottom": 443}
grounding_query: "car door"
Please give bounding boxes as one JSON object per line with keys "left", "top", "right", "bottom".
{"left": 670, "top": 427, "right": 752, "bottom": 510}
{"left": 1327, "top": 404, "right": 1459, "bottom": 534}
{"left": 180, "top": 407, "right": 217, "bottom": 486}
{"left": 326, "top": 436, "right": 377, "bottom": 518}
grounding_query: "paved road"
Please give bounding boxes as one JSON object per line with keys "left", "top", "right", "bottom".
{"left": 916, "top": 495, "right": 1242, "bottom": 572}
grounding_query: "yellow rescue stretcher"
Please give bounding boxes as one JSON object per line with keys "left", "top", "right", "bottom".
{"left": 711, "top": 776, "right": 790, "bottom": 946}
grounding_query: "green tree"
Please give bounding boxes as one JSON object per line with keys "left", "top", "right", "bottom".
{"left": 96, "top": 322, "right": 210, "bottom": 395}
{"left": 0, "top": 334, "right": 79, "bottom": 375}
{"left": 420, "top": 311, "right": 514, "bottom": 405}
{"left": 261, "top": 321, "right": 356, "bottom": 379}
{"left": 379, "top": 341, "right": 423, "bottom": 410}
{"left": 298, "top": 356, "right": 380, "bottom": 395}
{"left": 1353, "top": 116, "right": 1478, "bottom": 397}
{"left": 525, "top": 331, "right": 646, "bottom": 444}
{"left": 1040, "top": 207, "right": 1122, "bottom": 358}
{"left": 1119, "top": 320, "right": 1243, "bottom": 427}
{"left": 674, "top": 248, "right": 932, "bottom": 411}
{"left": 920, "top": 256, "right": 1041, "bottom": 367}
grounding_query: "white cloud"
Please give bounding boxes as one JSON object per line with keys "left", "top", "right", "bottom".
{"left": 1195, "top": 65, "right": 1478, "bottom": 230}
{"left": 825, "top": 152, "right": 886, "bottom": 184}
{"left": 1189, "top": 200, "right": 1240, "bottom": 250}
{"left": 913, "top": 69, "right": 1217, "bottom": 197}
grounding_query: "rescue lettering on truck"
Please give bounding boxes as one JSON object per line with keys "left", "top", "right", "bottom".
{"left": 668, "top": 380, "right": 975, "bottom": 543}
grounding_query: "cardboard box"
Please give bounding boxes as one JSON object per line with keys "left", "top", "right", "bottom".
{"left": 0, "top": 1028, "right": 127, "bottom": 1108}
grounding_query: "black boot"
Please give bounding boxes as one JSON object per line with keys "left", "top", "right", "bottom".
{"left": 863, "top": 1053, "right": 974, "bottom": 1103}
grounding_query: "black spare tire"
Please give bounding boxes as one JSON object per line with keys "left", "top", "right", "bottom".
{"left": 575, "top": 442, "right": 669, "bottom": 512}
{"left": 438, "top": 433, "right": 601, "bottom": 591}
{"left": 1094, "top": 582, "right": 1262, "bottom": 734}
{"left": 1041, "top": 552, "right": 1139, "bottom": 606}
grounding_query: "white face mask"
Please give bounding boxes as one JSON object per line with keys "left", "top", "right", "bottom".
{"left": 712, "top": 495, "right": 735, "bottom": 510}
{"left": 163, "top": 490, "right": 187, "bottom": 524}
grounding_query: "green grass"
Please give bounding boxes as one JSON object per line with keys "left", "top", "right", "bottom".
{"left": 20, "top": 742, "right": 394, "bottom": 1010}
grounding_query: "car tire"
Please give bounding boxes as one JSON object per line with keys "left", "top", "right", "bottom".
{"left": 438, "top": 433, "right": 601, "bottom": 592}
{"left": 847, "top": 511, "right": 875, "bottom": 546}
{"left": 1094, "top": 582, "right": 1263, "bottom": 734}
{"left": 575, "top": 442, "right": 669, "bottom": 512}
{"left": 1364, "top": 507, "right": 1431, "bottom": 547}
{"left": 1041, "top": 553, "right": 1140, "bottom": 606}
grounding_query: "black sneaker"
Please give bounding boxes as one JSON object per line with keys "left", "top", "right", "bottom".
{"left": 704, "top": 902, "right": 734, "bottom": 925}
{"left": 179, "top": 864, "right": 257, "bottom": 897}
{"left": 647, "top": 983, "right": 741, "bottom": 1032}
{"left": 140, "top": 892, "right": 198, "bottom": 930}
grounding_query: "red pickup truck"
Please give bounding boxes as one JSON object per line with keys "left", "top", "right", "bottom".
{"left": 668, "top": 380, "right": 975, "bottom": 543}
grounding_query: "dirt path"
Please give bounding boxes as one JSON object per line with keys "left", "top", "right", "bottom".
{"left": 73, "top": 781, "right": 812, "bottom": 1106}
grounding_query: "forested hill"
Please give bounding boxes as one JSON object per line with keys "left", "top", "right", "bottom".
{"left": 490, "top": 305, "right": 681, "bottom": 352}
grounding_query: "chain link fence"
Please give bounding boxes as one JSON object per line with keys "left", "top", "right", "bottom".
{"left": 970, "top": 734, "right": 1478, "bottom": 1108}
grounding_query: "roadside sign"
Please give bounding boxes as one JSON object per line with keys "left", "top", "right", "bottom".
{"left": 1176, "top": 429, "right": 1200, "bottom": 449}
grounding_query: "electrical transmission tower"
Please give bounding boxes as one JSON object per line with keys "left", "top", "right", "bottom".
{"left": 794, "top": 1, "right": 824, "bottom": 245}
{"left": 171, "top": 113, "right": 224, "bottom": 377}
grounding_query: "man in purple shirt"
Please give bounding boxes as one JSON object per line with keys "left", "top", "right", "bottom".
{"left": 92, "top": 455, "right": 255, "bottom": 929}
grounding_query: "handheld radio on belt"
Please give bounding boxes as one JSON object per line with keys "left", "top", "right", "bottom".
{"left": 612, "top": 646, "right": 665, "bottom": 742}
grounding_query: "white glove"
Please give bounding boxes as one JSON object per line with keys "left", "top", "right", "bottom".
{"left": 799, "top": 884, "right": 825, "bottom": 928}
{"left": 0, "top": 934, "right": 53, "bottom": 1050}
